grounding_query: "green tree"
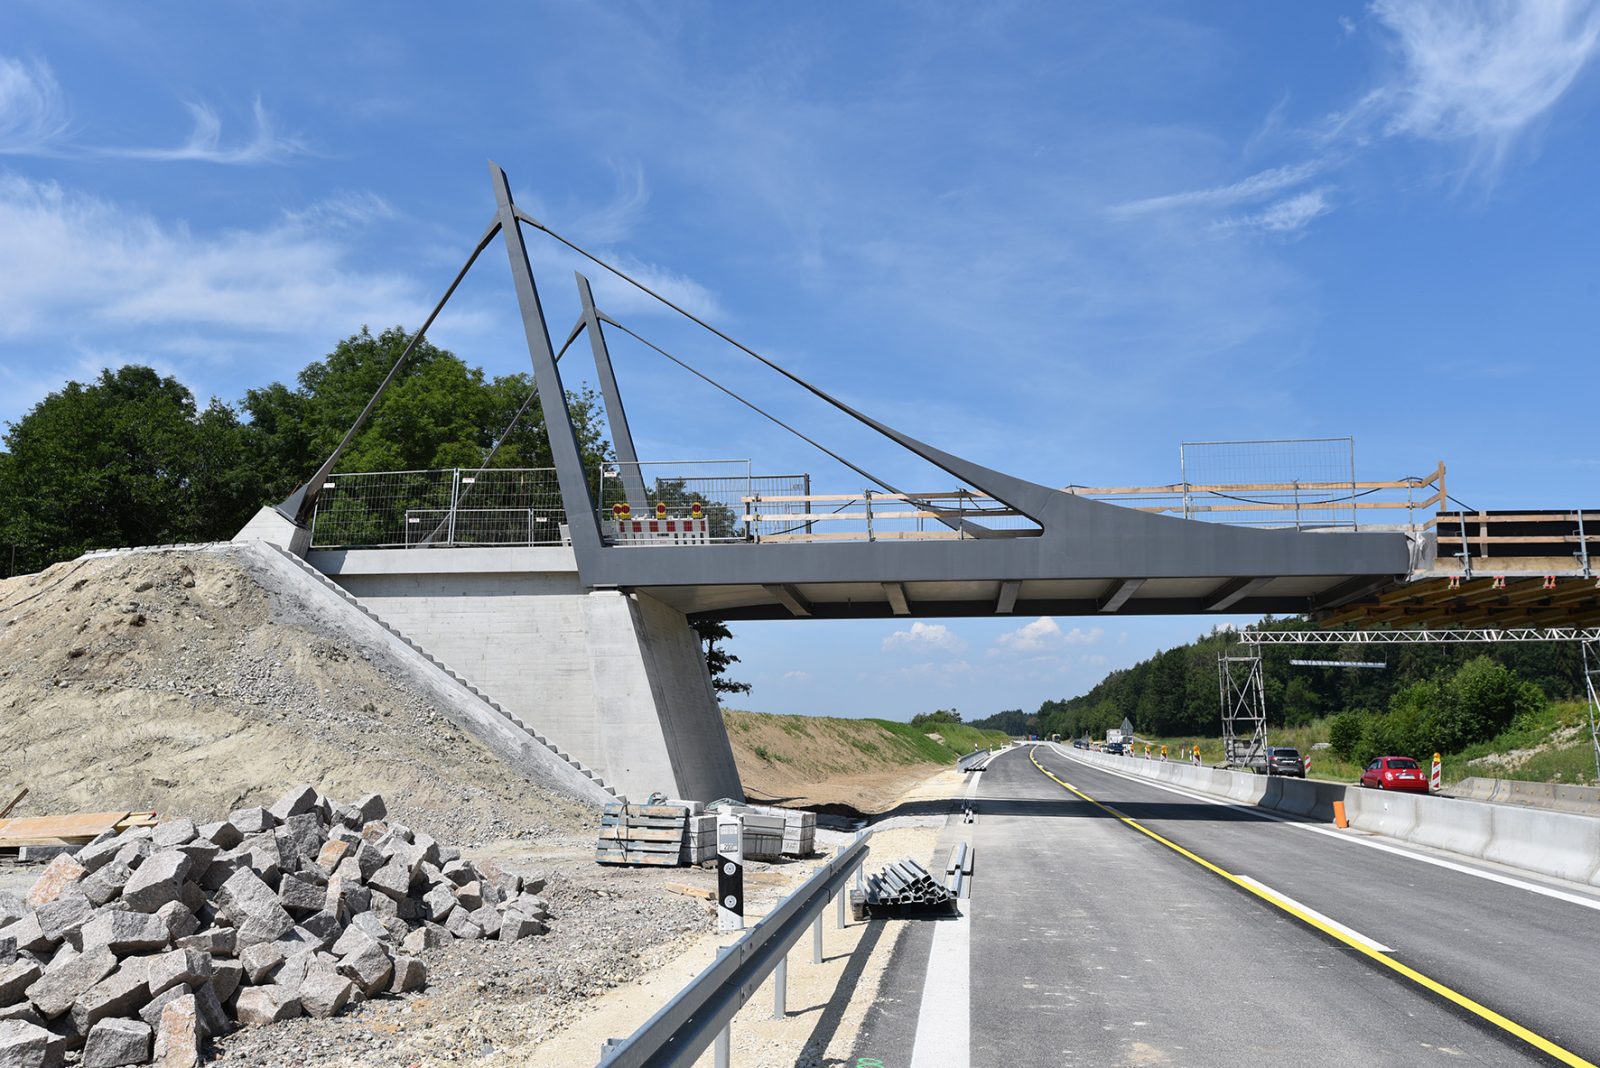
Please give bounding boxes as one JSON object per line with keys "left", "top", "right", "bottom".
{"left": 910, "top": 709, "right": 963, "bottom": 728}
{"left": 0, "top": 367, "right": 258, "bottom": 572}
{"left": 691, "top": 619, "right": 751, "bottom": 697}
{"left": 1327, "top": 710, "right": 1368, "bottom": 760}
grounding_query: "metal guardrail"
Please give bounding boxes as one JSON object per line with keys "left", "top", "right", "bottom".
{"left": 956, "top": 748, "right": 992, "bottom": 772}
{"left": 597, "top": 831, "right": 871, "bottom": 1068}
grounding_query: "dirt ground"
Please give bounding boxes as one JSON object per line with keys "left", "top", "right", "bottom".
{"left": 0, "top": 546, "right": 588, "bottom": 843}
{"left": 726, "top": 712, "right": 956, "bottom": 815}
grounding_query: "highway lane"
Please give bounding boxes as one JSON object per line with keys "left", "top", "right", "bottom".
{"left": 964, "top": 744, "right": 1593, "bottom": 1067}
{"left": 1040, "top": 744, "right": 1600, "bottom": 1062}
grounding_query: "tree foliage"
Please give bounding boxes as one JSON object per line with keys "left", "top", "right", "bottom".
{"left": 0, "top": 327, "right": 614, "bottom": 577}
{"left": 692, "top": 619, "right": 752, "bottom": 697}
{"left": 910, "top": 708, "right": 962, "bottom": 728}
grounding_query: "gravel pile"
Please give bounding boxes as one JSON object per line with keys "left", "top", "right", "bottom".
{"left": 0, "top": 786, "right": 552, "bottom": 1067}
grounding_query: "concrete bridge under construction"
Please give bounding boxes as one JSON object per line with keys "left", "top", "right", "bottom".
{"left": 236, "top": 163, "right": 1600, "bottom": 803}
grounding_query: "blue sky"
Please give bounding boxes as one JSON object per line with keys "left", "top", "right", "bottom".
{"left": 2, "top": 2, "right": 1597, "bottom": 721}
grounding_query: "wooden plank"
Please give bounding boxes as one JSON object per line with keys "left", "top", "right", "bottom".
{"left": 1436, "top": 534, "right": 1600, "bottom": 544}
{"left": 596, "top": 827, "right": 682, "bottom": 842}
{"left": 664, "top": 882, "right": 715, "bottom": 901}
{"left": 0, "top": 786, "right": 26, "bottom": 821}
{"left": 0, "top": 810, "right": 135, "bottom": 845}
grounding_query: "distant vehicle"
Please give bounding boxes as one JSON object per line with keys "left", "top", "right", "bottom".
{"left": 1264, "top": 747, "right": 1305, "bottom": 778}
{"left": 1104, "top": 741, "right": 1125, "bottom": 755}
{"left": 1105, "top": 729, "right": 1125, "bottom": 745}
{"left": 1073, "top": 739, "right": 1087, "bottom": 750}
{"left": 1360, "top": 756, "right": 1428, "bottom": 792}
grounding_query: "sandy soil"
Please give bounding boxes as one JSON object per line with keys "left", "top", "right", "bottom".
{"left": 0, "top": 546, "right": 591, "bottom": 843}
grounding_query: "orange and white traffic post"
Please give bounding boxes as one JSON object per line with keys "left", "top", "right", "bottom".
{"left": 1304, "top": 754, "right": 1312, "bottom": 777}
{"left": 1430, "top": 752, "right": 1442, "bottom": 793}
{"left": 1160, "top": 744, "right": 1168, "bottom": 762}
{"left": 1191, "top": 745, "right": 1201, "bottom": 766}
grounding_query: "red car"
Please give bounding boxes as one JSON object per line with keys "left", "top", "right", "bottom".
{"left": 1359, "top": 756, "right": 1429, "bottom": 792}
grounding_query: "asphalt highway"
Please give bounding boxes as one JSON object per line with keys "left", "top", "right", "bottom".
{"left": 854, "top": 743, "right": 1600, "bottom": 1067}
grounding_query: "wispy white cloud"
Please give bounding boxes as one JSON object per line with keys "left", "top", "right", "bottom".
{"left": 0, "top": 55, "right": 70, "bottom": 155}
{"left": 97, "top": 97, "right": 308, "bottom": 165}
{"left": 1371, "top": 0, "right": 1600, "bottom": 165}
{"left": 282, "top": 192, "right": 397, "bottom": 230}
{"left": 1216, "top": 188, "right": 1335, "bottom": 235}
{"left": 882, "top": 621, "right": 967, "bottom": 654}
{"left": 0, "top": 173, "right": 428, "bottom": 341}
{"left": 0, "top": 54, "right": 307, "bottom": 165}
{"left": 1109, "top": 161, "right": 1325, "bottom": 217}
{"left": 782, "top": 670, "right": 811, "bottom": 682}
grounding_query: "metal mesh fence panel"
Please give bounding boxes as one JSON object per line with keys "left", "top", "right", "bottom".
{"left": 1180, "top": 437, "right": 1357, "bottom": 529}
{"left": 311, "top": 468, "right": 567, "bottom": 548}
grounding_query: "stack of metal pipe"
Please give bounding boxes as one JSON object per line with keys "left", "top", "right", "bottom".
{"left": 864, "top": 857, "right": 953, "bottom": 908}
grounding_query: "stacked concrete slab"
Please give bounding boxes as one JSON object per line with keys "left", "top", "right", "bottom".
{"left": 0, "top": 786, "right": 551, "bottom": 1066}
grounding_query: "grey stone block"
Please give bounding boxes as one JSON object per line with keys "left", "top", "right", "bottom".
{"left": 440, "top": 859, "right": 473, "bottom": 886}
{"left": 76, "top": 863, "right": 132, "bottom": 909}
{"left": 500, "top": 914, "right": 547, "bottom": 940}
{"left": 136, "top": 985, "right": 184, "bottom": 1031}
{"left": 365, "top": 860, "right": 410, "bottom": 902}
{"left": 34, "top": 893, "right": 92, "bottom": 944}
{"left": 353, "top": 843, "right": 385, "bottom": 882}
{"left": 226, "top": 807, "right": 275, "bottom": 835}
{"left": 151, "top": 993, "right": 199, "bottom": 1067}
{"left": 71, "top": 837, "right": 126, "bottom": 876}
{"left": 69, "top": 962, "right": 150, "bottom": 1034}
{"left": 388, "top": 954, "right": 426, "bottom": 994}
{"left": 441, "top": 908, "right": 480, "bottom": 940}
{"left": 210, "top": 959, "right": 241, "bottom": 1005}
{"left": 296, "top": 965, "right": 352, "bottom": 1019}
{"left": 82, "top": 1017, "right": 150, "bottom": 1068}
{"left": 0, "top": 959, "right": 43, "bottom": 1003}
{"left": 154, "top": 902, "right": 199, "bottom": 943}
{"left": 453, "top": 881, "right": 484, "bottom": 911}
{"left": 277, "top": 876, "right": 324, "bottom": 916}
{"left": 297, "top": 912, "right": 340, "bottom": 950}
{"left": 0, "top": 894, "right": 21, "bottom": 928}
{"left": 336, "top": 939, "right": 392, "bottom": 996}
{"left": 144, "top": 949, "right": 211, "bottom": 998}
{"left": 437, "top": 845, "right": 461, "bottom": 865}
{"left": 0, "top": 915, "right": 50, "bottom": 956}
{"left": 421, "top": 885, "right": 456, "bottom": 923}
{"left": 173, "top": 842, "right": 217, "bottom": 874}
{"left": 268, "top": 785, "right": 319, "bottom": 823}
{"left": 78, "top": 912, "right": 168, "bottom": 956}
{"left": 25, "top": 856, "right": 87, "bottom": 910}
{"left": 274, "top": 814, "right": 324, "bottom": 865}
{"left": 0, "top": 936, "right": 15, "bottom": 968}
{"left": 195, "top": 821, "right": 241, "bottom": 850}
{"left": 109, "top": 842, "right": 149, "bottom": 874}
{"left": 234, "top": 985, "right": 301, "bottom": 1026}
{"left": 175, "top": 928, "right": 233, "bottom": 958}
{"left": 150, "top": 820, "right": 197, "bottom": 850}
{"left": 367, "top": 893, "right": 398, "bottom": 923}
{"left": 239, "top": 942, "right": 284, "bottom": 984}
{"left": 0, "top": 1020, "right": 61, "bottom": 1068}
{"left": 355, "top": 794, "right": 387, "bottom": 823}
{"left": 120, "top": 853, "right": 191, "bottom": 915}
{"left": 190, "top": 980, "right": 231, "bottom": 1038}
{"left": 215, "top": 871, "right": 292, "bottom": 950}
{"left": 23, "top": 945, "right": 117, "bottom": 1019}
{"left": 0, "top": 1001, "right": 42, "bottom": 1026}
{"left": 468, "top": 905, "right": 502, "bottom": 940}
{"left": 328, "top": 927, "right": 371, "bottom": 960}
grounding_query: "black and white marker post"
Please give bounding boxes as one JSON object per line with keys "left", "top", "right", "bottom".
{"left": 716, "top": 811, "right": 745, "bottom": 932}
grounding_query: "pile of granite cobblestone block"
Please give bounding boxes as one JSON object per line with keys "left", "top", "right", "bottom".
{"left": 0, "top": 786, "right": 550, "bottom": 1067}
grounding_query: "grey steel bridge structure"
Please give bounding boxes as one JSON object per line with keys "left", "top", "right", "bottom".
{"left": 235, "top": 163, "right": 1595, "bottom": 801}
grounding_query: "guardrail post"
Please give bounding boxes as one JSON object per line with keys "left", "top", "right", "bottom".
{"left": 714, "top": 1025, "right": 730, "bottom": 1068}
{"left": 772, "top": 954, "right": 787, "bottom": 1019}
{"left": 812, "top": 912, "right": 823, "bottom": 964}
{"left": 836, "top": 886, "right": 846, "bottom": 928}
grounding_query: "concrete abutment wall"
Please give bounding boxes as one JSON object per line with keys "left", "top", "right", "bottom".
{"left": 298, "top": 544, "right": 744, "bottom": 804}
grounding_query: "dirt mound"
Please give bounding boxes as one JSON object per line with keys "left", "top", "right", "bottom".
{"left": 0, "top": 547, "right": 587, "bottom": 843}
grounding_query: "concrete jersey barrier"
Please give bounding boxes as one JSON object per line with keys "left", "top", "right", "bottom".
{"left": 1053, "top": 745, "right": 1600, "bottom": 890}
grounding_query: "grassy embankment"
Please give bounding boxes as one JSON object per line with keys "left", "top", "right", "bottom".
{"left": 1129, "top": 699, "right": 1595, "bottom": 786}
{"left": 722, "top": 709, "right": 1010, "bottom": 812}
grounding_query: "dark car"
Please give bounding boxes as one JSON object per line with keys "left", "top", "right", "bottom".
{"left": 1104, "top": 741, "right": 1125, "bottom": 755}
{"left": 1264, "top": 746, "right": 1305, "bottom": 777}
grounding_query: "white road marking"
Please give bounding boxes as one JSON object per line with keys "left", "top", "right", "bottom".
{"left": 909, "top": 897, "right": 970, "bottom": 1068}
{"left": 1047, "top": 744, "right": 1600, "bottom": 914}
{"left": 1235, "top": 875, "right": 1393, "bottom": 951}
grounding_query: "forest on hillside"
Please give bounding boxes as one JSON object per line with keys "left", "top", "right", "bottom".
{"left": 971, "top": 617, "right": 1585, "bottom": 744}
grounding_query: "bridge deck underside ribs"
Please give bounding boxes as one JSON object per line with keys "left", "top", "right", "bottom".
{"left": 1319, "top": 572, "right": 1600, "bottom": 629}
{"left": 644, "top": 574, "right": 1399, "bottom": 622}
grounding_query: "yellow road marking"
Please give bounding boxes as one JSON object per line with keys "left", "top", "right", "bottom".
{"left": 1027, "top": 746, "right": 1596, "bottom": 1068}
